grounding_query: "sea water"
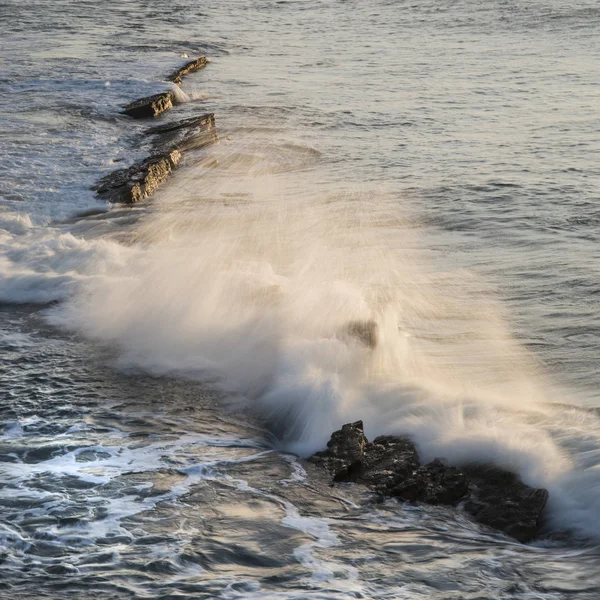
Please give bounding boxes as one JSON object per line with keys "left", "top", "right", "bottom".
{"left": 1, "top": 1, "right": 599, "bottom": 598}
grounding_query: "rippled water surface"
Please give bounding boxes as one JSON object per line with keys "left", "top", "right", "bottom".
{"left": 1, "top": 0, "right": 600, "bottom": 598}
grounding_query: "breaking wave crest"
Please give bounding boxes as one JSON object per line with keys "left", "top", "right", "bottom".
{"left": 29, "top": 142, "right": 599, "bottom": 540}
{"left": 2, "top": 132, "right": 600, "bottom": 540}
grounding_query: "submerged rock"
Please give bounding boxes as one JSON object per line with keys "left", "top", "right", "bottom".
{"left": 309, "top": 421, "right": 549, "bottom": 542}
{"left": 94, "top": 150, "right": 181, "bottom": 204}
{"left": 167, "top": 56, "right": 208, "bottom": 86}
{"left": 344, "top": 320, "right": 378, "bottom": 349}
{"left": 123, "top": 92, "right": 174, "bottom": 119}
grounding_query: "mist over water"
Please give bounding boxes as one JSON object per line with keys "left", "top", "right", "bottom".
{"left": 43, "top": 134, "right": 598, "bottom": 539}
{"left": 2, "top": 0, "right": 600, "bottom": 597}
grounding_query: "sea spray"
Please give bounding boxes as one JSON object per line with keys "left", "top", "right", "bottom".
{"left": 45, "top": 133, "right": 600, "bottom": 538}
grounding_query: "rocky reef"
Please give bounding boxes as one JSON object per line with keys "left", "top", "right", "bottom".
{"left": 123, "top": 91, "right": 174, "bottom": 119}
{"left": 147, "top": 113, "right": 218, "bottom": 154}
{"left": 94, "top": 150, "right": 182, "bottom": 205}
{"left": 95, "top": 54, "right": 217, "bottom": 205}
{"left": 309, "top": 421, "right": 549, "bottom": 542}
{"left": 94, "top": 114, "right": 217, "bottom": 204}
{"left": 122, "top": 56, "right": 209, "bottom": 119}
{"left": 167, "top": 57, "right": 208, "bottom": 86}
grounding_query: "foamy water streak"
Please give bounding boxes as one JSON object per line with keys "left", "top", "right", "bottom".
{"left": 43, "top": 134, "right": 600, "bottom": 539}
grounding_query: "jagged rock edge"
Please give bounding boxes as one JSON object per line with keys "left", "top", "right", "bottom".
{"left": 308, "top": 420, "right": 549, "bottom": 543}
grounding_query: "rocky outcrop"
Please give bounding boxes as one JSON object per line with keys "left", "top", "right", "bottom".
{"left": 463, "top": 466, "right": 549, "bottom": 543}
{"left": 94, "top": 150, "right": 181, "bottom": 204}
{"left": 147, "top": 114, "right": 218, "bottom": 154}
{"left": 167, "top": 57, "right": 208, "bottom": 86}
{"left": 309, "top": 421, "right": 548, "bottom": 542}
{"left": 95, "top": 60, "right": 217, "bottom": 204}
{"left": 390, "top": 459, "right": 469, "bottom": 506}
{"left": 94, "top": 113, "right": 218, "bottom": 204}
{"left": 123, "top": 92, "right": 174, "bottom": 119}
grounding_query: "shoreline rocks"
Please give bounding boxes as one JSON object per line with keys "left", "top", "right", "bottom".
{"left": 123, "top": 92, "right": 174, "bottom": 119}
{"left": 147, "top": 113, "right": 218, "bottom": 154}
{"left": 167, "top": 56, "right": 208, "bottom": 86}
{"left": 122, "top": 56, "right": 208, "bottom": 120}
{"left": 94, "top": 113, "right": 218, "bottom": 204}
{"left": 94, "top": 150, "right": 182, "bottom": 204}
{"left": 309, "top": 420, "right": 549, "bottom": 543}
{"left": 95, "top": 58, "right": 216, "bottom": 204}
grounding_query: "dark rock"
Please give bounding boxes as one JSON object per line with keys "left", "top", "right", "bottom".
{"left": 167, "top": 56, "right": 208, "bottom": 86}
{"left": 93, "top": 113, "right": 219, "bottom": 204}
{"left": 325, "top": 420, "right": 366, "bottom": 462}
{"left": 344, "top": 320, "right": 378, "bottom": 348}
{"left": 390, "top": 459, "right": 468, "bottom": 505}
{"left": 146, "top": 114, "right": 215, "bottom": 136}
{"left": 123, "top": 92, "right": 173, "bottom": 119}
{"left": 308, "top": 423, "right": 419, "bottom": 489}
{"left": 309, "top": 421, "right": 549, "bottom": 542}
{"left": 147, "top": 113, "right": 218, "bottom": 154}
{"left": 94, "top": 150, "right": 181, "bottom": 204}
{"left": 462, "top": 465, "right": 549, "bottom": 543}
{"left": 357, "top": 435, "right": 420, "bottom": 490}
{"left": 308, "top": 420, "right": 366, "bottom": 481}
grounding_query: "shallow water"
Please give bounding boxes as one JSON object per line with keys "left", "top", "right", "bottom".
{"left": 1, "top": 0, "right": 600, "bottom": 597}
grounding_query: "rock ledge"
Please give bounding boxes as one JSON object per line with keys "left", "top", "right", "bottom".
{"left": 167, "top": 57, "right": 208, "bottom": 86}
{"left": 123, "top": 92, "right": 174, "bottom": 119}
{"left": 309, "top": 420, "right": 548, "bottom": 543}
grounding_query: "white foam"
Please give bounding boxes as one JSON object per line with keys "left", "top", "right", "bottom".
{"left": 171, "top": 84, "right": 191, "bottom": 104}
{"left": 0, "top": 210, "right": 133, "bottom": 304}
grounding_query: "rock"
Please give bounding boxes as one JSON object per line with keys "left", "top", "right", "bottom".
{"left": 462, "top": 465, "right": 549, "bottom": 543}
{"left": 309, "top": 421, "right": 549, "bottom": 542}
{"left": 344, "top": 320, "right": 378, "bottom": 349}
{"left": 357, "top": 435, "right": 420, "bottom": 490}
{"left": 325, "top": 420, "right": 366, "bottom": 462}
{"left": 94, "top": 114, "right": 219, "bottom": 204}
{"left": 308, "top": 423, "right": 419, "bottom": 488}
{"left": 94, "top": 150, "right": 181, "bottom": 204}
{"left": 146, "top": 114, "right": 215, "bottom": 136}
{"left": 390, "top": 459, "right": 468, "bottom": 505}
{"left": 309, "top": 420, "right": 367, "bottom": 481}
{"left": 147, "top": 113, "right": 218, "bottom": 154}
{"left": 167, "top": 56, "right": 208, "bottom": 86}
{"left": 123, "top": 92, "right": 174, "bottom": 119}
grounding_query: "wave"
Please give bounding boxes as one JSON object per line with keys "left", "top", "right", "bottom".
{"left": 3, "top": 135, "right": 600, "bottom": 540}
{"left": 0, "top": 209, "right": 131, "bottom": 304}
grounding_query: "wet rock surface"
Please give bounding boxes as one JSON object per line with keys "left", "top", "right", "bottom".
{"left": 95, "top": 59, "right": 219, "bottom": 204}
{"left": 309, "top": 421, "right": 549, "bottom": 542}
{"left": 167, "top": 56, "right": 208, "bottom": 85}
{"left": 123, "top": 91, "right": 174, "bottom": 119}
{"left": 463, "top": 465, "right": 550, "bottom": 543}
{"left": 94, "top": 113, "right": 218, "bottom": 204}
{"left": 94, "top": 150, "right": 181, "bottom": 204}
{"left": 147, "top": 113, "right": 218, "bottom": 154}
{"left": 390, "top": 459, "right": 469, "bottom": 506}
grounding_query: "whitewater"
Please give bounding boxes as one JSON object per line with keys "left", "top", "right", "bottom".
{"left": 1, "top": 0, "right": 600, "bottom": 598}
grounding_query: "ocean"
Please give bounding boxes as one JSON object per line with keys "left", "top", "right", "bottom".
{"left": 1, "top": 0, "right": 599, "bottom": 598}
